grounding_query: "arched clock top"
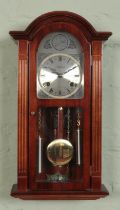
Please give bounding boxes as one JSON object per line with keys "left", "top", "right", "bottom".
{"left": 9, "top": 11, "right": 112, "bottom": 41}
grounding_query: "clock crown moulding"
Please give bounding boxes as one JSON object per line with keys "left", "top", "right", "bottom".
{"left": 9, "top": 11, "right": 112, "bottom": 41}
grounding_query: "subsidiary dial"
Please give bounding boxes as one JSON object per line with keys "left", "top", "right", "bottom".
{"left": 38, "top": 53, "right": 82, "bottom": 99}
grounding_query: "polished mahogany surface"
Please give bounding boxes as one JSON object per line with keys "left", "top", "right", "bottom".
{"left": 9, "top": 11, "right": 112, "bottom": 200}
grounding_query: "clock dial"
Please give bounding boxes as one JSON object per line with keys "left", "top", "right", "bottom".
{"left": 38, "top": 54, "right": 82, "bottom": 98}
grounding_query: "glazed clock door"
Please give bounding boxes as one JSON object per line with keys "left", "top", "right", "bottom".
{"left": 29, "top": 30, "right": 91, "bottom": 191}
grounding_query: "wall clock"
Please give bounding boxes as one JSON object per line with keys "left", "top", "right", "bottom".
{"left": 9, "top": 11, "right": 112, "bottom": 200}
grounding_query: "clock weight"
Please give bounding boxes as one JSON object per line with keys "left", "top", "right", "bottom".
{"left": 72, "top": 108, "right": 83, "bottom": 179}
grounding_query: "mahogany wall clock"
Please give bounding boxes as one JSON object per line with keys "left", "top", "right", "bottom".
{"left": 9, "top": 11, "right": 112, "bottom": 200}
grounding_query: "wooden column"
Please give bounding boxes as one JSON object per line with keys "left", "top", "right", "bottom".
{"left": 91, "top": 41, "right": 102, "bottom": 189}
{"left": 18, "top": 40, "right": 29, "bottom": 191}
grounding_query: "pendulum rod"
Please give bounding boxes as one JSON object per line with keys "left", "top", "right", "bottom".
{"left": 67, "top": 108, "right": 70, "bottom": 141}
{"left": 56, "top": 107, "right": 64, "bottom": 139}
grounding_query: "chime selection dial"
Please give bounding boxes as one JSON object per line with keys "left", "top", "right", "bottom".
{"left": 38, "top": 53, "right": 82, "bottom": 98}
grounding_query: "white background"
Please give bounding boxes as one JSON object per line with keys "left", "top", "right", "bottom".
{"left": 0, "top": 0, "right": 120, "bottom": 209}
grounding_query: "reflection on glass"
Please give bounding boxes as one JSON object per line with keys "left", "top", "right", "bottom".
{"left": 37, "top": 107, "right": 83, "bottom": 182}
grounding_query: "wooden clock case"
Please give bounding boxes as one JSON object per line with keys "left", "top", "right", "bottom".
{"left": 9, "top": 11, "right": 112, "bottom": 200}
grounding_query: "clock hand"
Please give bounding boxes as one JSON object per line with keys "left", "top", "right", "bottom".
{"left": 63, "top": 65, "right": 78, "bottom": 75}
{"left": 55, "top": 65, "right": 78, "bottom": 78}
{"left": 56, "top": 67, "right": 78, "bottom": 77}
{"left": 43, "top": 65, "right": 78, "bottom": 75}
{"left": 42, "top": 66, "right": 57, "bottom": 72}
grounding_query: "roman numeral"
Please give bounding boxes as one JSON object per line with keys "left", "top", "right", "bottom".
{"left": 49, "top": 88, "right": 53, "bottom": 93}
{"left": 59, "top": 90, "right": 61, "bottom": 95}
{"left": 58, "top": 56, "right": 62, "bottom": 62}
{"left": 67, "top": 58, "right": 71, "bottom": 63}
{"left": 66, "top": 88, "right": 70, "bottom": 93}
{"left": 49, "top": 58, "right": 53, "bottom": 63}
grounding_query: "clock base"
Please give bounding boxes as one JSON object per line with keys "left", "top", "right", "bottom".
{"left": 11, "top": 184, "right": 109, "bottom": 200}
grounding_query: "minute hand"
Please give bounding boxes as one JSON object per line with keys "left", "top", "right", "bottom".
{"left": 63, "top": 65, "right": 78, "bottom": 75}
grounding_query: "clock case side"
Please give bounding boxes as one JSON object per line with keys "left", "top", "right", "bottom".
{"left": 9, "top": 11, "right": 112, "bottom": 199}
{"left": 14, "top": 40, "right": 29, "bottom": 192}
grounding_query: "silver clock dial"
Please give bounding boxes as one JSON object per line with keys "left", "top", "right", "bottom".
{"left": 38, "top": 54, "right": 82, "bottom": 99}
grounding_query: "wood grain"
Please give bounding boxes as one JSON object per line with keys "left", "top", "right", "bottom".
{"left": 18, "top": 40, "right": 29, "bottom": 191}
{"left": 91, "top": 41, "right": 102, "bottom": 189}
{"left": 9, "top": 11, "right": 112, "bottom": 41}
{"left": 28, "top": 20, "right": 91, "bottom": 191}
{"left": 11, "top": 184, "right": 109, "bottom": 200}
{"left": 9, "top": 11, "right": 112, "bottom": 199}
